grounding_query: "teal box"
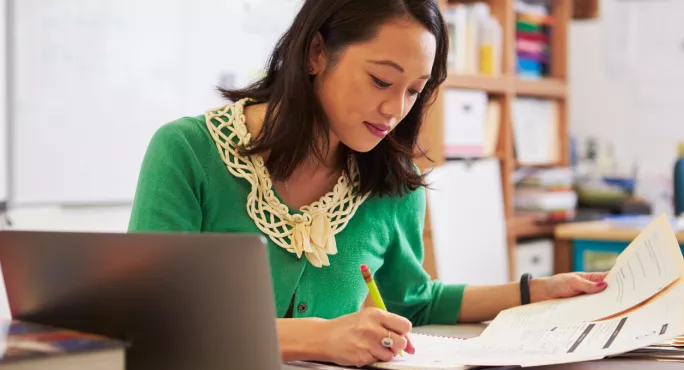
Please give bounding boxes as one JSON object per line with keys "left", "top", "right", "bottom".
{"left": 573, "top": 240, "right": 684, "bottom": 272}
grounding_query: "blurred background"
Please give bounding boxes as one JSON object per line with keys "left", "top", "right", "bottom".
{"left": 0, "top": 0, "right": 682, "bottom": 285}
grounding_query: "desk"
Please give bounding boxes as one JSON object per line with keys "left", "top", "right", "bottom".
{"left": 413, "top": 325, "right": 684, "bottom": 369}
{"left": 553, "top": 221, "right": 684, "bottom": 273}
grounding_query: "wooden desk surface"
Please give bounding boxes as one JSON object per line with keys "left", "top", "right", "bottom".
{"left": 555, "top": 221, "right": 684, "bottom": 244}
{"left": 414, "top": 325, "right": 683, "bottom": 369}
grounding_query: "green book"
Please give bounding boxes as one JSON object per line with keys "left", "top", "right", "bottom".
{"left": 516, "top": 20, "right": 540, "bottom": 33}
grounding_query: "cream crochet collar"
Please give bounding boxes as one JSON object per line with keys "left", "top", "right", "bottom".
{"left": 205, "top": 98, "right": 368, "bottom": 267}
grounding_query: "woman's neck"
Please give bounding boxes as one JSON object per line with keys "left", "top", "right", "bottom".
{"left": 242, "top": 101, "right": 347, "bottom": 208}
{"left": 317, "top": 133, "right": 343, "bottom": 171}
{"left": 244, "top": 101, "right": 345, "bottom": 176}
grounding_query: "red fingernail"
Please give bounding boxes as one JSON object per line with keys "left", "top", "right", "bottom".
{"left": 596, "top": 281, "right": 606, "bottom": 287}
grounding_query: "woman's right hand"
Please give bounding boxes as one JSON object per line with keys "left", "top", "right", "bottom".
{"left": 321, "top": 307, "right": 415, "bottom": 367}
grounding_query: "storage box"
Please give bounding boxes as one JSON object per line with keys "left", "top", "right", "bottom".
{"left": 443, "top": 89, "right": 488, "bottom": 158}
{"left": 515, "top": 239, "right": 554, "bottom": 277}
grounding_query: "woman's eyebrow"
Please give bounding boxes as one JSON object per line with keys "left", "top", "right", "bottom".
{"left": 366, "top": 59, "right": 431, "bottom": 80}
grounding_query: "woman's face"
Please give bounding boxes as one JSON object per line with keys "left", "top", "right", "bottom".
{"left": 311, "top": 17, "right": 436, "bottom": 153}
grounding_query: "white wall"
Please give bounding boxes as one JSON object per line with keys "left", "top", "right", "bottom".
{"left": 568, "top": 0, "right": 684, "bottom": 216}
{"left": 5, "top": 205, "right": 132, "bottom": 232}
{"left": 10, "top": 0, "right": 303, "bottom": 206}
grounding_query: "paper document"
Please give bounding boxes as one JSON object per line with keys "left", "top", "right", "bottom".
{"left": 289, "top": 334, "right": 474, "bottom": 370}
{"left": 579, "top": 214, "right": 683, "bottom": 320}
{"left": 370, "top": 333, "right": 472, "bottom": 370}
{"left": 287, "top": 362, "right": 355, "bottom": 369}
{"left": 481, "top": 214, "right": 684, "bottom": 332}
{"left": 463, "top": 282, "right": 684, "bottom": 367}
{"left": 462, "top": 214, "right": 684, "bottom": 367}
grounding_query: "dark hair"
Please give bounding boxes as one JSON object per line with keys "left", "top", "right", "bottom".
{"left": 220, "top": 0, "right": 448, "bottom": 197}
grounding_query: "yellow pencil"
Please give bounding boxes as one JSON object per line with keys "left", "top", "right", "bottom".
{"left": 360, "top": 264, "right": 402, "bottom": 357}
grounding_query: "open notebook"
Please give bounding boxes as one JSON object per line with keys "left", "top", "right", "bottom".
{"left": 289, "top": 333, "right": 473, "bottom": 370}
{"left": 369, "top": 333, "right": 473, "bottom": 370}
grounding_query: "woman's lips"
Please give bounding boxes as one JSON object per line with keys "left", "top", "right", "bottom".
{"left": 364, "top": 121, "right": 390, "bottom": 138}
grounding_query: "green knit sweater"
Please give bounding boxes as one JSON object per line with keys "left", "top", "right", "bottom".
{"left": 127, "top": 107, "right": 465, "bottom": 326}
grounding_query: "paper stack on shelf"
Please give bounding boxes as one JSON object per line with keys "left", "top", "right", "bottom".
{"left": 444, "top": 2, "right": 502, "bottom": 76}
{"left": 515, "top": 167, "right": 577, "bottom": 221}
{"left": 515, "top": 0, "right": 552, "bottom": 79}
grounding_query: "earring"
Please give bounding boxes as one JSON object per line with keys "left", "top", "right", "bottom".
{"left": 307, "top": 65, "right": 315, "bottom": 74}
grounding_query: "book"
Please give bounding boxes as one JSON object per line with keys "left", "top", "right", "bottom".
{"left": 444, "top": 2, "right": 502, "bottom": 77}
{"left": 514, "top": 168, "right": 577, "bottom": 221}
{"left": 0, "top": 319, "right": 125, "bottom": 370}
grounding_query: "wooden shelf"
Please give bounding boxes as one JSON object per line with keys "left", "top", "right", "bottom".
{"left": 516, "top": 161, "right": 563, "bottom": 169}
{"left": 514, "top": 78, "right": 567, "bottom": 98}
{"left": 508, "top": 214, "right": 558, "bottom": 239}
{"left": 445, "top": 153, "right": 504, "bottom": 162}
{"left": 556, "top": 221, "right": 684, "bottom": 244}
{"left": 421, "top": 0, "right": 576, "bottom": 281}
{"left": 443, "top": 75, "right": 566, "bottom": 98}
{"left": 443, "top": 75, "right": 511, "bottom": 94}
{"left": 573, "top": 0, "right": 599, "bottom": 20}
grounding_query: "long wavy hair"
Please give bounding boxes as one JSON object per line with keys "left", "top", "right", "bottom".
{"left": 219, "top": 0, "right": 448, "bottom": 197}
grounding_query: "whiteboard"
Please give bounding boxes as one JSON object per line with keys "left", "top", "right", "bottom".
{"left": 11, "top": 0, "right": 302, "bottom": 205}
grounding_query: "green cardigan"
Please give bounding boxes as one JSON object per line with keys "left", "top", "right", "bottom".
{"left": 127, "top": 113, "right": 465, "bottom": 326}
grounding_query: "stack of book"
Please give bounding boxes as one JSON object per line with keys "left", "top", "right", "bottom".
{"left": 0, "top": 319, "right": 125, "bottom": 370}
{"left": 515, "top": 167, "right": 577, "bottom": 221}
{"left": 444, "top": 2, "right": 502, "bottom": 76}
{"left": 515, "top": 1, "right": 552, "bottom": 79}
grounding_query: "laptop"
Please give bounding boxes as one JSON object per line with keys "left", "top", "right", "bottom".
{"left": 0, "top": 230, "right": 299, "bottom": 370}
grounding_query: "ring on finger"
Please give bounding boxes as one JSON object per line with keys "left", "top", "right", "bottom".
{"left": 381, "top": 330, "right": 393, "bottom": 348}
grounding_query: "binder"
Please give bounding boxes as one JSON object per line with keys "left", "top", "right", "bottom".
{"left": 426, "top": 159, "right": 508, "bottom": 285}
{"left": 443, "top": 89, "right": 488, "bottom": 158}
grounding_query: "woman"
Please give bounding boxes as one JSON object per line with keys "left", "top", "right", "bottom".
{"left": 128, "top": 0, "right": 607, "bottom": 367}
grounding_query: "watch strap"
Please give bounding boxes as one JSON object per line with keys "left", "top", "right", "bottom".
{"left": 520, "top": 272, "right": 533, "bottom": 305}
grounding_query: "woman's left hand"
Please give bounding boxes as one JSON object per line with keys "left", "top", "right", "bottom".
{"left": 531, "top": 272, "right": 608, "bottom": 303}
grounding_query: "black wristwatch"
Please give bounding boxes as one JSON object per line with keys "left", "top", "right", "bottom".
{"left": 520, "top": 272, "right": 533, "bottom": 305}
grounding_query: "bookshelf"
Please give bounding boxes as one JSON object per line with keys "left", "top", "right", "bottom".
{"left": 418, "top": 0, "right": 586, "bottom": 281}
{"left": 573, "top": 0, "right": 600, "bottom": 20}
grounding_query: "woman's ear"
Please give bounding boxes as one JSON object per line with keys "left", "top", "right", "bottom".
{"left": 307, "top": 32, "right": 327, "bottom": 76}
